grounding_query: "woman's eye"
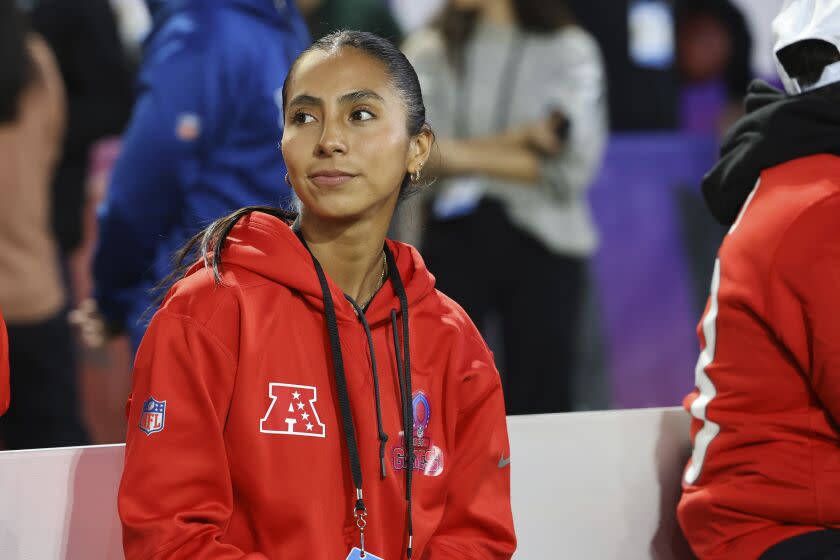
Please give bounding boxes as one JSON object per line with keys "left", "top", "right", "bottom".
{"left": 351, "top": 109, "right": 375, "bottom": 121}
{"left": 293, "top": 112, "right": 316, "bottom": 124}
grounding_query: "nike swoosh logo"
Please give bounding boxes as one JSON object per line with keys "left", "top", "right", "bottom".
{"left": 498, "top": 455, "right": 511, "bottom": 469}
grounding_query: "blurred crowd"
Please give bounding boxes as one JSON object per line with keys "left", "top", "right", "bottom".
{"left": 0, "top": 0, "right": 763, "bottom": 449}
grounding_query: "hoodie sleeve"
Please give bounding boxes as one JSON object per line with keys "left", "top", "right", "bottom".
{"left": 423, "top": 330, "right": 517, "bottom": 559}
{"left": 775, "top": 192, "right": 840, "bottom": 425}
{"left": 93, "top": 24, "right": 207, "bottom": 328}
{"left": 119, "top": 307, "right": 264, "bottom": 560}
{"left": 0, "top": 308, "right": 9, "bottom": 417}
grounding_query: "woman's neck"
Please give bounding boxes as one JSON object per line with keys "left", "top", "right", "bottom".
{"left": 298, "top": 212, "right": 390, "bottom": 305}
{"left": 480, "top": 0, "right": 516, "bottom": 26}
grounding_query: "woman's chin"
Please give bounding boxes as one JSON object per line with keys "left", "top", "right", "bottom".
{"left": 305, "top": 200, "right": 370, "bottom": 223}
{"left": 300, "top": 191, "right": 396, "bottom": 225}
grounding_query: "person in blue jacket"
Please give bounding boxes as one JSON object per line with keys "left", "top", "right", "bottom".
{"left": 92, "top": 0, "right": 310, "bottom": 350}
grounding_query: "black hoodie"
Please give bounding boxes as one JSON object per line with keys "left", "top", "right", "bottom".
{"left": 702, "top": 79, "right": 840, "bottom": 225}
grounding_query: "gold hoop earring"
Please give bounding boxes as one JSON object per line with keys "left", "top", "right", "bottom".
{"left": 411, "top": 168, "right": 422, "bottom": 184}
{"left": 285, "top": 173, "right": 292, "bottom": 186}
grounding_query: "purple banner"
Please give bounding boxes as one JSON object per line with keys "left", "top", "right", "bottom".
{"left": 589, "top": 133, "right": 720, "bottom": 409}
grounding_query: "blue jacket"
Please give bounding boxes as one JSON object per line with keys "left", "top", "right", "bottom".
{"left": 94, "top": 0, "right": 309, "bottom": 349}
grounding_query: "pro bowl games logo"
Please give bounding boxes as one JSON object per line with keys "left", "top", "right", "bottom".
{"left": 392, "top": 391, "right": 444, "bottom": 476}
{"left": 139, "top": 396, "right": 166, "bottom": 436}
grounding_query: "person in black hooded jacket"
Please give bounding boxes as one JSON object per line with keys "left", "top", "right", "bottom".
{"left": 678, "top": 2, "right": 840, "bottom": 559}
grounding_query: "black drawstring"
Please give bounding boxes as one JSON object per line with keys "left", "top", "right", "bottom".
{"left": 296, "top": 230, "right": 414, "bottom": 559}
{"left": 308, "top": 254, "right": 366, "bottom": 515}
{"left": 346, "top": 295, "right": 390, "bottom": 479}
{"left": 385, "top": 246, "right": 414, "bottom": 559}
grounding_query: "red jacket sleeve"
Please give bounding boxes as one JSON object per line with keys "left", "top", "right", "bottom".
{"left": 776, "top": 193, "right": 840, "bottom": 425}
{"left": 0, "top": 308, "right": 9, "bottom": 416}
{"left": 118, "top": 309, "right": 265, "bottom": 560}
{"left": 423, "top": 331, "right": 517, "bottom": 559}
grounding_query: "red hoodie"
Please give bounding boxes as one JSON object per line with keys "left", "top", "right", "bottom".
{"left": 118, "top": 212, "right": 516, "bottom": 559}
{"left": 0, "top": 308, "right": 8, "bottom": 416}
{"left": 679, "top": 156, "right": 840, "bottom": 558}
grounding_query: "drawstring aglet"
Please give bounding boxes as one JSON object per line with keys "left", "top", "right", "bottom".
{"left": 379, "top": 433, "right": 388, "bottom": 479}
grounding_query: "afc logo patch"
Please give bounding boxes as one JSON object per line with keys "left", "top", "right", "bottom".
{"left": 260, "top": 383, "right": 326, "bottom": 438}
{"left": 139, "top": 397, "right": 166, "bottom": 436}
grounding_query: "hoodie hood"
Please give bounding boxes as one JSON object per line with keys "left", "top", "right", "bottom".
{"left": 702, "top": 79, "right": 840, "bottom": 225}
{"left": 145, "top": 0, "right": 303, "bottom": 30}
{"left": 210, "top": 211, "right": 437, "bottom": 325}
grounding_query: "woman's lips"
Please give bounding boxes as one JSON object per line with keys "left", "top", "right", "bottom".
{"left": 308, "top": 172, "right": 356, "bottom": 187}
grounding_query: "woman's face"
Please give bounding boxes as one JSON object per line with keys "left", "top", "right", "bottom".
{"left": 281, "top": 48, "right": 428, "bottom": 224}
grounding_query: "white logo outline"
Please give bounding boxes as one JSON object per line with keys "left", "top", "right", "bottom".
{"left": 260, "top": 383, "right": 326, "bottom": 438}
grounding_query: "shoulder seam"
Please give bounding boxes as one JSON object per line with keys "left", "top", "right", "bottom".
{"left": 156, "top": 309, "right": 238, "bottom": 367}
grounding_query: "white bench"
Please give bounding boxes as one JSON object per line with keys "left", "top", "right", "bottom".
{"left": 509, "top": 407, "right": 694, "bottom": 559}
{"left": 0, "top": 407, "right": 693, "bottom": 559}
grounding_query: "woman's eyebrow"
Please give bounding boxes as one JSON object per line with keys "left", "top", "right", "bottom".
{"left": 338, "top": 89, "right": 385, "bottom": 105}
{"left": 287, "top": 94, "right": 321, "bottom": 109}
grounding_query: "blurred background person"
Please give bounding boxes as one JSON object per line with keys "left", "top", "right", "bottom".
{"left": 0, "top": 0, "right": 89, "bottom": 449}
{"left": 566, "top": 0, "right": 679, "bottom": 130}
{"left": 27, "top": 0, "right": 136, "bottom": 290}
{"left": 676, "top": 0, "right": 754, "bottom": 133}
{"left": 399, "top": 0, "right": 607, "bottom": 414}
{"left": 298, "top": 0, "right": 403, "bottom": 42}
{"left": 20, "top": 0, "right": 141, "bottom": 446}
{"left": 89, "top": 0, "right": 310, "bottom": 352}
{"left": 565, "top": 0, "right": 753, "bottom": 133}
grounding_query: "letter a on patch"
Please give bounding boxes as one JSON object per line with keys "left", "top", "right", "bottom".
{"left": 260, "top": 383, "right": 326, "bottom": 437}
{"left": 139, "top": 396, "right": 166, "bottom": 435}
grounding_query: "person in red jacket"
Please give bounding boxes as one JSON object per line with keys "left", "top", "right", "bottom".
{"left": 679, "top": 2, "right": 840, "bottom": 559}
{"left": 118, "top": 30, "right": 516, "bottom": 560}
{"left": 0, "top": 308, "right": 9, "bottom": 417}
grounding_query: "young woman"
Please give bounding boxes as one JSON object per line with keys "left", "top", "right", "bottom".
{"left": 118, "top": 31, "right": 516, "bottom": 559}
{"left": 399, "top": 0, "right": 607, "bottom": 415}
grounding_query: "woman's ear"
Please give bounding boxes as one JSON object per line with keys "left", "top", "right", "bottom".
{"left": 406, "top": 124, "right": 434, "bottom": 175}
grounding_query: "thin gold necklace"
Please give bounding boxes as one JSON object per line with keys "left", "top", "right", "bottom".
{"left": 358, "top": 251, "right": 387, "bottom": 309}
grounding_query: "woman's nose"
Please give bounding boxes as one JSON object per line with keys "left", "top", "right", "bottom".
{"left": 315, "top": 119, "right": 348, "bottom": 156}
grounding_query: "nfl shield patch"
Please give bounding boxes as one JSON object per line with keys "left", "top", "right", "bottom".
{"left": 139, "top": 397, "right": 166, "bottom": 435}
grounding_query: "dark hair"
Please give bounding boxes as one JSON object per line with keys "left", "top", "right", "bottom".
{"left": 0, "top": 0, "right": 36, "bottom": 123}
{"left": 149, "top": 31, "right": 432, "bottom": 311}
{"left": 438, "top": 0, "right": 575, "bottom": 71}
